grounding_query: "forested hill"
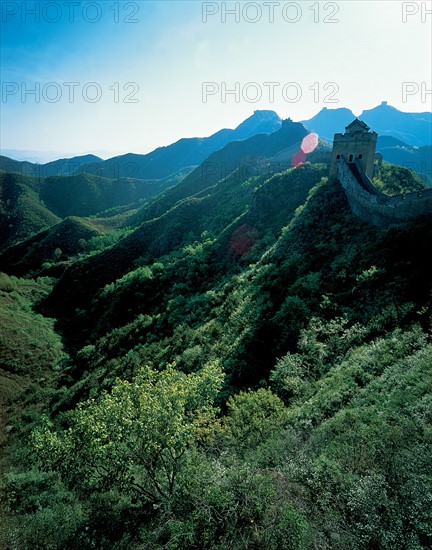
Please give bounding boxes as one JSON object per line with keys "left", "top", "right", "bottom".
{"left": 1, "top": 119, "right": 431, "bottom": 548}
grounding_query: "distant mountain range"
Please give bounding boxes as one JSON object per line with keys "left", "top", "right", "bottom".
{"left": 2, "top": 104, "right": 430, "bottom": 185}
{"left": 73, "top": 110, "right": 283, "bottom": 180}
{"left": 1, "top": 104, "right": 431, "bottom": 253}
{"left": 301, "top": 102, "right": 432, "bottom": 146}
{"left": 0, "top": 111, "right": 284, "bottom": 251}
{"left": 0, "top": 110, "right": 282, "bottom": 182}
{"left": 0, "top": 154, "right": 102, "bottom": 178}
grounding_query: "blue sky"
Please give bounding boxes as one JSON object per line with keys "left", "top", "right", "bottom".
{"left": 1, "top": 1, "right": 431, "bottom": 160}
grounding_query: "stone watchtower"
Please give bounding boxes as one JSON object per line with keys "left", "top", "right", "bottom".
{"left": 329, "top": 119, "right": 378, "bottom": 179}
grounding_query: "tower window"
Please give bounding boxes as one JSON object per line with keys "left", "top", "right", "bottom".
{"left": 336, "top": 154, "right": 340, "bottom": 159}
{"left": 349, "top": 154, "right": 353, "bottom": 162}
{"left": 358, "top": 154, "right": 363, "bottom": 159}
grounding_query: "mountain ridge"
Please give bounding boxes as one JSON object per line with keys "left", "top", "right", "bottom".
{"left": 74, "top": 110, "right": 283, "bottom": 180}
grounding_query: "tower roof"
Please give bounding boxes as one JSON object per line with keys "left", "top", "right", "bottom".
{"left": 345, "top": 118, "right": 370, "bottom": 133}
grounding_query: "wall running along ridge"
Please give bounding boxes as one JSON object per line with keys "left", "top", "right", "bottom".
{"left": 337, "top": 156, "right": 432, "bottom": 227}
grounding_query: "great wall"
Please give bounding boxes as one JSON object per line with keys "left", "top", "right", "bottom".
{"left": 330, "top": 119, "right": 432, "bottom": 227}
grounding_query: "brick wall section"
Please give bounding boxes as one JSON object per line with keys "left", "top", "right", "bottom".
{"left": 338, "top": 156, "right": 432, "bottom": 227}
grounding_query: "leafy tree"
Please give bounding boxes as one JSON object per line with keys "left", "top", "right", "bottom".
{"left": 32, "top": 363, "right": 224, "bottom": 505}
{"left": 223, "top": 388, "right": 288, "bottom": 451}
{"left": 270, "top": 353, "right": 309, "bottom": 402}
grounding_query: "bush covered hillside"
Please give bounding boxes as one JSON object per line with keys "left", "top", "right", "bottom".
{"left": 0, "top": 129, "right": 431, "bottom": 549}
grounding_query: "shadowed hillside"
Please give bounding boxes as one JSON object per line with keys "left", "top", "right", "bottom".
{"left": 0, "top": 217, "right": 103, "bottom": 277}
{"left": 0, "top": 167, "right": 195, "bottom": 252}
{"left": 128, "top": 119, "right": 311, "bottom": 227}
{"left": 0, "top": 172, "right": 60, "bottom": 251}
{"left": 39, "top": 173, "right": 168, "bottom": 218}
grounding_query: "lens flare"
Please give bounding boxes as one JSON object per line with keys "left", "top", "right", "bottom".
{"left": 291, "top": 150, "right": 306, "bottom": 168}
{"left": 301, "top": 132, "right": 319, "bottom": 154}
{"left": 291, "top": 132, "right": 319, "bottom": 168}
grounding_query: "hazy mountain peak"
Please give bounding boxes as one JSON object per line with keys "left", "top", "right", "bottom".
{"left": 233, "top": 110, "right": 282, "bottom": 139}
{"left": 362, "top": 101, "right": 402, "bottom": 114}
{"left": 300, "top": 107, "right": 356, "bottom": 141}
{"left": 314, "top": 106, "right": 355, "bottom": 117}
{"left": 360, "top": 103, "right": 432, "bottom": 146}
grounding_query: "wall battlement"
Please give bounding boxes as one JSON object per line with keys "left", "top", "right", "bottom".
{"left": 338, "top": 156, "right": 432, "bottom": 227}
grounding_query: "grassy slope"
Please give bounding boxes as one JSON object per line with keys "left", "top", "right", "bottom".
{"left": 0, "top": 274, "right": 66, "bottom": 375}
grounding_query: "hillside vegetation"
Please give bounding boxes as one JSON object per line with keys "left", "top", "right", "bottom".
{"left": 0, "top": 118, "right": 431, "bottom": 549}
{"left": 0, "top": 171, "right": 181, "bottom": 254}
{"left": 372, "top": 162, "right": 428, "bottom": 195}
{"left": 39, "top": 173, "right": 170, "bottom": 218}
